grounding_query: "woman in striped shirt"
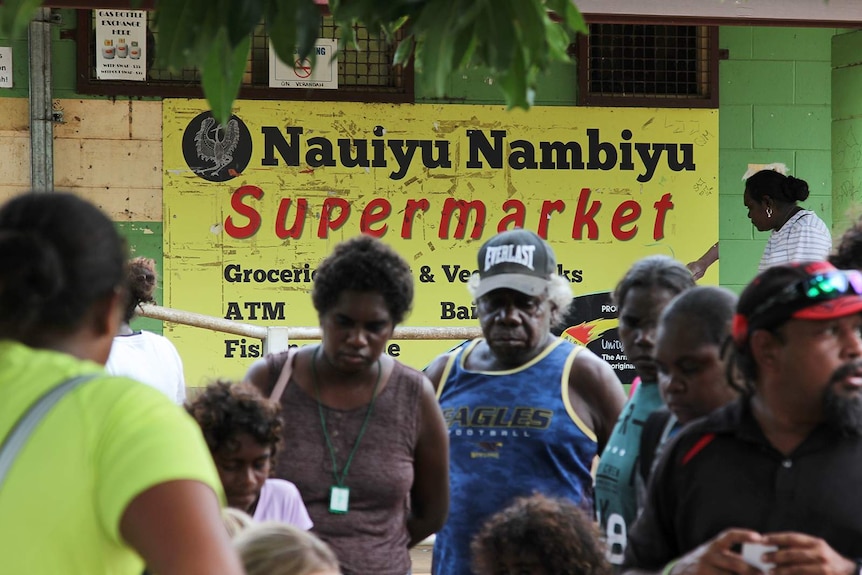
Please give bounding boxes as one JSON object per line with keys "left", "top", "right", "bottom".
{"left": 743, "top": 168, "right": 832, "bottom": 271}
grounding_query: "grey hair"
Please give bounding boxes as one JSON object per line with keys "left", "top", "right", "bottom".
{"left": 467, "top": 273, "right": 573, "bottom": 325}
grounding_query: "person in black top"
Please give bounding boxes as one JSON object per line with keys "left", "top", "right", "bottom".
{"left": 623, "top": 261, "right": 862, "bottom": 575}
{"left": 636, "top": 286, "right": 740, "bottom": 504}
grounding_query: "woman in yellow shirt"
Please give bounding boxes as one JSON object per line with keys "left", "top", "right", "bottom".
{"left": 0, "top": 192, "right": 244, "bottom": 575}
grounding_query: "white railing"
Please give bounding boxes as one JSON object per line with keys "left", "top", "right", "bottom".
{"left": 139, "top": 304, "right": 482, "bottom": 354}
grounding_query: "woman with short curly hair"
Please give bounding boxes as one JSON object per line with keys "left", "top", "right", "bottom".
{"left": 187, "top": 380, "right": 312, "bottom": 529}
{"left": 245, "top": 234, "right": 449, "bottom": 575}
{"left": 471, "top": 494, "right": 611, "bottom": 575}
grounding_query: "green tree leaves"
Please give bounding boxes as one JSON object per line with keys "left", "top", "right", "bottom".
{"left": 0, "top": 0, "right": 44, "bottom": 37}
{"left": 0, "top": 0, "right": 586, "bottom": 123}
{"left": 200, "top": 29, "right": 250, "bottom": 125}
{"left": 333, "top": 0, "right": 586, "bottom": 110}
{"left": 267, "top": 0, "right": 320, "bottom": 76}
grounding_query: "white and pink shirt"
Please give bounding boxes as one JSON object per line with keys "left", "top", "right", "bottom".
{"left": 253, "top": 478, "right": 313, "bottom": 530}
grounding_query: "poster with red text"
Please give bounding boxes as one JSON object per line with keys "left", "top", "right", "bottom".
{"left": 163, "top": 100, "right": 718, "bottom": 386}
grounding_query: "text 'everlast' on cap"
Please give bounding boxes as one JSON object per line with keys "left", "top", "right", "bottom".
{"left": 474, "top": 229, "right": 557, "bottom": 299}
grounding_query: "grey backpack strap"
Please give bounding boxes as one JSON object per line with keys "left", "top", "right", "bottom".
{"left": 0, "top": 373, "right": 100, "bottom": 490}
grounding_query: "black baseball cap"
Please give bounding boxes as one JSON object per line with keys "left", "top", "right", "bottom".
{"left": 474, "top": 229, "right": 557, "bottom": 299}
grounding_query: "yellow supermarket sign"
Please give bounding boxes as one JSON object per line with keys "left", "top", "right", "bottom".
{"left": 163, "top": 100, "right": 718, "bottom": 385}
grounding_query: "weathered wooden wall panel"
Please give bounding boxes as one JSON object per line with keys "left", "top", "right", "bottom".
{"left": 0, "top": 99, "right": 31, "bottom": 204}
{"left": 0, "top": 97, "right": 162, "bottom": 221}
{"left": 54, "top": 99, "right": 162, "bottom": 141}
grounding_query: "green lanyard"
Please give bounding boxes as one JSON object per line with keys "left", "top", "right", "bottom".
{"left": 311, "top": 346, "right": 381, "bottom": 487}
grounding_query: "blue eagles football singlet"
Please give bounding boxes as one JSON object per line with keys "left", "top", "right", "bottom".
{"left": 431, "top": 338, "right": 598, "bottom": 575}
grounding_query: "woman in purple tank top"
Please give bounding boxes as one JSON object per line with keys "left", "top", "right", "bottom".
{"left": 245, "top": 235, "right": 450, "bottom": 575}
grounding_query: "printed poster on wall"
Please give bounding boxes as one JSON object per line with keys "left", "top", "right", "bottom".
{"left": 95, "top": 9, "right": 146, "bottom": 81}
{"left": 163, "top": 100, "right": 719, "bottom": 386}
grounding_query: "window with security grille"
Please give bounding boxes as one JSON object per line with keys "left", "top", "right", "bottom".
{"left": 576, "top": 24, "right": 718, "bottom": 107}
{"left": 75, "top": 10, "right": 412, "bottom": 103}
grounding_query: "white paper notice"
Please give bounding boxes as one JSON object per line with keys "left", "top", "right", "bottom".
{"left": 269, "top": 39, "right": 338, "bottom": 89}
{"left": 95, "top": 9, "right": 147, "bottom": 81}
{"left": 0, "top": 47, "right": 12, "bottom": 88}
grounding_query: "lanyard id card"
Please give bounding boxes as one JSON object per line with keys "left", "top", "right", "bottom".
{"left": 329, "top": 486, "right": 350, "bottom": 514}
{"left": 314, "top": 349, "right": 382, "bottom": 516}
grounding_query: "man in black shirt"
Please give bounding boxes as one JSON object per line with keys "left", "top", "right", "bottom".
{"left": 624, "top": 261, "right": 862, "bottom": 575}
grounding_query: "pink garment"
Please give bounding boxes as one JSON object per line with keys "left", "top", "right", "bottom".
{"left": 252, "top": 478, "right": 314, "bottom": 530}
{"left": 628, "top": 376, "right": 641, "bottom": 399}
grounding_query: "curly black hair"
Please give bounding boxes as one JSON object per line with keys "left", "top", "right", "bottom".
{"left": 186, "top": 380, "right": 283, "bottom": 461}
{"left": 122, "top": 256, "right": 158, "bottom": 323}
{"left": 830, "top": 218, "right": 862, "bottom": 271}
{"left": 471, "top": 494, "right": 612, "bottom": 575}
{"left": 311, "top": 234, "right": 414, "bottom": 324}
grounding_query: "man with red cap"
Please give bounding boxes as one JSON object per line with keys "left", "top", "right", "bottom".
{"left": 624, "top": 261, "right": 862, "bottom": 575}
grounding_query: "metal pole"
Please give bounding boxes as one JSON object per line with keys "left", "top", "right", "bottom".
{"left": 140, "top": 304, "right": 268, "bottom": 339}
{"left": 29, "top": 8, "right": 53, "bottom": 192}
{"left": 139, "top": 304, "right": 483, "bottom": 341}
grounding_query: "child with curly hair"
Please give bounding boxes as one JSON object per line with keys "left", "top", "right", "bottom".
{"left": 471, "top": 494, "right": 611, "bottom": 575}
{"left": 187, "top": 380, "right": 313, "bottom": 529}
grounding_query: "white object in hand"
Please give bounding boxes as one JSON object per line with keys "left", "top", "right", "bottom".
{"left": 741, "top": 543, "right": 777, "bottom": 572}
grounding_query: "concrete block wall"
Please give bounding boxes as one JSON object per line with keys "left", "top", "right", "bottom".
{"left": 414, "top": 60, "right": 577, "bottom": 106}
{"left": 831, "top": 30, "right": 862, "bottom": 238}
{"left": 718, "top": 26, "right": 838, "bottom": 293}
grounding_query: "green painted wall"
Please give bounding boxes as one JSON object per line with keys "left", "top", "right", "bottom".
{"left": 0, "top": 9, "right": 94, "bottom": 99}
{"left": 414, "top": 60, "right": 577, "bottom": 106}
{"left": 718, "top": 26, "right": 840, "bottom": 293}
{"left": 832, "top": 29, "right": 862, "bottom": 238}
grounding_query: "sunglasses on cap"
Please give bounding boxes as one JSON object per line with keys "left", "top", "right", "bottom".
{"left": 733, "top": 269, "right": 862, "bottom": 347}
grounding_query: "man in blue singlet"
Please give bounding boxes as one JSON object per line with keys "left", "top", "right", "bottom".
{"left": 426, "top": 228, "right": 627, "bottom": 575}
